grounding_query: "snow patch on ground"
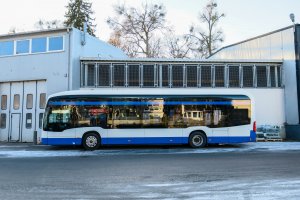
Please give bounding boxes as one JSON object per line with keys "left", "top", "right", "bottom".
{"left": 0, "top": 142, "right": 299, "bottom": 158}
{"left": 132, "top": 179, "right": 300, "bottom": 200}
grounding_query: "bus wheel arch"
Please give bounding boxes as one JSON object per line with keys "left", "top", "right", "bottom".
{"left": 82, "top": 131, "right": 101, "bottom": 150}
{"left": 188, "top": 131, "right": 207, "bottom": 148}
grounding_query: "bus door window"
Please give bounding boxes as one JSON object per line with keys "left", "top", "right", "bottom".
{"left": 71, "top": 106, "right": 80, "bottom": 127}
{"left": 205, "top": 112, "right": 211, "bottom": 126}
{"left": 87, "top": 107, "right": 108, "bottom": 128}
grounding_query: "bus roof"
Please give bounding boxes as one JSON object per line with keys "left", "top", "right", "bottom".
{"left": 48, "top": 88, "right": 253, "bottom": 99}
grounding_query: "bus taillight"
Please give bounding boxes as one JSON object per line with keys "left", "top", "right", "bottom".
{"left": 253, "top": 121, "right": 256, "bottom": 132}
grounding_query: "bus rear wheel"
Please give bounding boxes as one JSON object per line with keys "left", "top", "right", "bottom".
{"left": 82, "top": 132, "right": 100, "bottom": 151}
{"left": 189, "top": 132, "right": 207, "bottom": 148}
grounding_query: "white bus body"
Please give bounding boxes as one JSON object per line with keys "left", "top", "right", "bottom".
{"left": 41, "top": 89, "right": 256, "bottom": 149}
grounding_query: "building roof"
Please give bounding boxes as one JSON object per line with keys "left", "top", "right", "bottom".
{"left": 209, "top": 24, "right": 299, "bottom": 58}
{"left": 81, "top": 57, "right": 282, "bottom": 64}
{"left": 48, "top": 88, "right": 253, "bottom": 99}
{"left": 0, "top": 27, "right": 71, "bottom": 40}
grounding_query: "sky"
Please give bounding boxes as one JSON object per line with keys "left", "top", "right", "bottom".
{"left": 0, "top": 0, "right": 299, "bottom": 47}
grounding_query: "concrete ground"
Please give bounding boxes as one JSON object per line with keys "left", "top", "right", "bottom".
{"left": 0, "top": 142, "right": 300, "bottom": 199}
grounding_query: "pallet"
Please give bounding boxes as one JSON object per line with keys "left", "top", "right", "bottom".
{"left": 264, "top": 138, "right": 283, "bottom": 142}
{"left": 256, "top": 138, "right": 283, "bottom": 142}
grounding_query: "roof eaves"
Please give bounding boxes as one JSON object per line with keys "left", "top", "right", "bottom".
{"left": 0, "top": 27, "right": 72, "bottom": 39}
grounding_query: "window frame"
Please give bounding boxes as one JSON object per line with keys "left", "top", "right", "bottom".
{"left": 13, "top": 94, "right": 20, "bottom": 110}
{"left": 1, "top": 95, "right": 7, "bottom": 110}
{"left": 39, "top": 113, "right": 44, "bottom": 129}
{"left": 0, "top": 113, "right": 6, "bottom": 129}
{"left": 0, "top": 40, "right": 14, "bottom": 57}
{"left": 25, "top": 113, "right": 33, "bottom": 129}
{"left": 31, "top": 37, "right": 47, "bottom": 53}
{"left": 16, "top": 39, "right": 30, "bottom": 55}
{"left": 39, "top": 93, "right": 46, "bottom": 109}
{"left": 48, "top": 36, "right": 64, "bottom": 52}
{"left": 26, "top": 94, "right": 33, "bottom": 109}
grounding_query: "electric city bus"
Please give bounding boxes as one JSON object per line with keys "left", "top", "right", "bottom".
{"left": 42, "top": 89, "right": 256, "bottom": 150}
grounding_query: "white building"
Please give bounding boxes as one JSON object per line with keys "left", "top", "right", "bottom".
{"left": 1, "top": 25, "right": 298, "bottom": 143}
{"left": 210, "top": 25, "right": 300, "bottom": 139}
{"left": 0, "top": 27, "right": 126, "bottom": 142}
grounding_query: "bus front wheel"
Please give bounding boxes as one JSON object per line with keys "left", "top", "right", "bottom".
{"left": 82, "top": 132, "right": 100, "bottom": 150}
{"left": 189, "top": 132, "right": 207, "bottom": 148}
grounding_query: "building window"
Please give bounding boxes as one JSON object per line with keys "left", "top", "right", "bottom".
{"left": 186, "top": 65, "right": 197, "bottom": 87}
{"left": 98, "top": 64, "right": 110, "bottom": 87}
{"left": 0, "top": 114, "right": 6, "bottom": 129}
{"left": 39, "top": 113, "right": 44, "bottom": 129}
{"left": 277, "top": 66, "right": 282, "bottom": 87}
{"left": 270, "top": 66, "right": 276, "bottom": 87}
{"left": 32, "top": 37, "right": 47, "bottom": 53}
{"left": 26, "top": 113, "right": 32, "bottom": 129}
{"left": 87, "top": 64, "right": 96, "bottom": 87}
{"left": 13, "top": 94, "right": 20, "bottom": 110}
{"left": 26, "top": 94, "right": 33, "bottom": 109}
{"left": 0, "top": 41, "right": 14, "bottom": 56}
{"left": 242, "top": 66, "right": 253, "bottom": 87}
{"left": 256, "top": 66, "right": 267, "bottom": 87}
{"left": 162, "top": 65, "right": 169, "bottom": 87}
{"left": 201, "top": 66, "right": 212, "bottom": 87}
{"left": 172, "top": 65, "right": 184, "bottom": 87}
{"left": 143, "top": 65, "right": 155, "bottom": 87}
{"left": 113, "top": 65, "right": 125, "bottom": 87}
{"left": 49, "top": 36, "right": 63, "bottom": 51}
{"left": 39, "top": 93, "right": 46, "bottom": 109}
{"left": 128, "top": 65, "right": 140, "bottom": 87}
{"left": 215, "top": 66, "right": 225, "bottom": 87}
{"left": 1, "top": 95, "right": 7, "bottom": 110}
{"left": 228, "top": 66, "right": 240, "bottom": 87}
{"left": 16, "top": 40, "right": 30, "bottom": 54}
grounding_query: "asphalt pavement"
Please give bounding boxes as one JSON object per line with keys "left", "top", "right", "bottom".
{"left": 0, "top": 142, "right": 300, "bottom": 199}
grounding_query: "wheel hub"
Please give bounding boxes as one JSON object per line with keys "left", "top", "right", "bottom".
{"left": 192, "top": 135, "right": 203, "bottom": 146}
{"left": 86, "top": 136, "right": 97, "bottom": 148}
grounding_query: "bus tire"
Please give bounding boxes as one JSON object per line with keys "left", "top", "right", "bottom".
{"left": 82, "top": 132, "right": 100, "bottom": 151}
{"left": 189, "top": 131, "right": 207, "bottom": 148}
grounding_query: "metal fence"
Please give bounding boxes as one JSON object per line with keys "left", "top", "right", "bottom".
{"left": 80, "top": 60, "right": 283, "bottom": 88}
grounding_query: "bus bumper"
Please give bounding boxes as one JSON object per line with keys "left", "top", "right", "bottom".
{"left": 41, "top": 138, "right": 48, "bottom": 145}
{"left": 250, "top": 130, "right": 256, "bottom": 142}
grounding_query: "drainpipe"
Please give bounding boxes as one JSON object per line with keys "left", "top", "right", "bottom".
{"left": 293, "top": 24, "right": 300, "bottom": 124}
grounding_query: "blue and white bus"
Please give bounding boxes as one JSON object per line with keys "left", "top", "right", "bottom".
{"left": 42, "top": 89, "right": 256, "bottom": 150}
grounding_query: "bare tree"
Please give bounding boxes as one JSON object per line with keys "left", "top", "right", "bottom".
{"left": 108, "top": 30, "right": 139, "bottom": 57}
{"left": 166, "top": 33, "right": 193, "bottom": 58}
{"left": 8, "top": 27, "right": 17, "bottom": 34}
{"left": 186, "top": 0, "right": 225, "bottom": 58}
{"left": 107, "top": 3, "right": 168, "bottom": 58}
{"left": 108, "top": 30, "right": 122, "bottom": 48}
{"left": 35, "top": 19, "right": 64, "bottom": 30}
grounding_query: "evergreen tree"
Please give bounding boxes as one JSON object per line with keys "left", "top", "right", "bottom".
{"left": 64, "top": 0, "right": 96, "bottom": 36}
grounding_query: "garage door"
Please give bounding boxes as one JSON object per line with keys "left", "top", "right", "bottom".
{"left": 0, "top": 80, "right": 46, "bottom": 142}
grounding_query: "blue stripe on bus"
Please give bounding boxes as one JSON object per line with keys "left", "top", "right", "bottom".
{"left": 208, "top": 136, "right": 252, "bottom": 143}
{"left": 42, "top": 136, "right": 254, "bottom": 146}
{"left": 41, "top": 138, "right": 82, "bottom": 145}
{"left": 101, "top": 137, "right": 186, "bottom": 145}
{"left": 49, "top": 101, "right": 237, "bottom": 106}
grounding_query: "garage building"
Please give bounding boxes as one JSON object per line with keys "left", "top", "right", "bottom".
{"left": 0, "top": 27, "right": 126, "bottom": 142}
